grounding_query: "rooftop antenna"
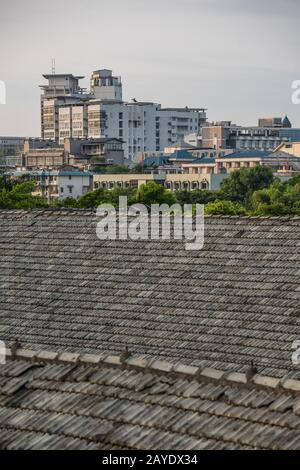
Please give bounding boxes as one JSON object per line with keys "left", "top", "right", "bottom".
{"left": 51, "top": 58, "right": 56, "bottom": 75}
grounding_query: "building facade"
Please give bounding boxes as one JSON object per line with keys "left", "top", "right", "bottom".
{"left": 24, "top": 137, "right": 125, "bottom": 170}
{"left": 40, "top": 69, "right": 207, "bottom": 161}
{"left": 11, "top": 166, "right": 92, "bottom": 201}
{"left": 275, "top": 141, "right": 300, "bottom": 157}
{"left": 201, "top": 117, "right": 300, "bottom": 152}
{"left": 0, "top": 137, "right": 25, "bottom": 167}
{"left": 93, "top": 171, "right": 226, "bottom": 191}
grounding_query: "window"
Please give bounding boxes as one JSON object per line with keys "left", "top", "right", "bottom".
{"left": 68, "top": 175, "right": 72, "bottom": 180}
{"left": 68, "top": 185, "right": 73, "bottom": 194}
{"left": 60, "top": 187, "right": 64, "bottom": 193}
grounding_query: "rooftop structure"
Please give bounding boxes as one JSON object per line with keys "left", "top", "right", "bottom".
{"left": 90, "top": 69, "right": 122, "bottom": 101}
{"left": 258, "top": 116, "right": 291, "bottom": 128}
{"left": 40, "top": 74, "right": 86, "bottom": 98}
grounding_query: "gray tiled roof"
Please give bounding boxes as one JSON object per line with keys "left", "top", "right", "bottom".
{"left": 1, "top": 209, "right": 300, "bottom": 378}
{"left": 1, "top": 349, "right": 300, "bottom": 450}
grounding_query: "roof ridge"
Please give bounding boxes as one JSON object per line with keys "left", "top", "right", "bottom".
{"left": 5, "top": 347, "right": 300, "bottom": 395}
{"left": 1, "top": 208, "right": 300, "bottom": 221}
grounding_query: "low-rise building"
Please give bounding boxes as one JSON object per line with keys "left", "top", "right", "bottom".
{"left": 93, "top": 171, "right": 226, "bottom": 191}
{"left": 142, "top": 147, "right": 233, "bottom": 168}
{"left": 10, "top": 166, "right": 92, "bottom": 201}
{"left": 25, "top": 147, "right": 66, "bottom": 169}
{"left": 181, "top": 150, "right": 300, "bottom": 176}
{"left": 275, "top": 141, "right": 300, "bottom": 157}
{"left": 66, "top": 137, "right": 125, "bottom": 168}
{"left": 93, "top": 173, "right": 165, "bottom": 189}
{"left": 201, "top": 117, "right": 300, "bottom": 152}
{"left": 24, "top": 137, "right": 125, "bottom": 170}
{"left": 0, "top": 136, "right": 25, "bottom": 168}
{"left": 164, "top": 172, "right": 226, "bottom": 191}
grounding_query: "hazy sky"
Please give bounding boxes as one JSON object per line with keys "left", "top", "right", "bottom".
{"left": 0, "top": 0, "right": 300, "bottom": 136}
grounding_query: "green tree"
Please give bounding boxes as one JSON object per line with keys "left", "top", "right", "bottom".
{"left": 104, "top": 165, "right": 130, "bottom": 174}
{"left": 0, "top": 179, "right": 48, "bottom": 209}
{"left": 76, "top": 186, "right": 137, "bottom": 208}
{"left": 11, "top": 180, "right": 37, "bottom": 194}
{"left": 54, "top": 197, "right": 79, "bottom": 208}
{"left": 205, "top": 200, "right": 247, "bottom": 215}
{"left": 176, "top": 189, "right": 223, "bottom": 205}
{"left": 250, "top": 177, "right": 300, "bottom": 215}
{"left": 220, "top": 166, "right": 274, "bottom": 204}
{"left": 136, "top": 181, "right": 177, "bottom": 206}
{"left": 130, "top": 163, "right": 144, "bottom": 174}
{"left": 0, "top": 174, "right": 14, "bottom": 192}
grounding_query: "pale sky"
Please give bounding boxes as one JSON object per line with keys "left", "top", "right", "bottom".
{"left": 0, "top": 0, "right": 300, "bottom": 136}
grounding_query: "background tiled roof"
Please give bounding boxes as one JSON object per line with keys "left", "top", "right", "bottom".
{"left": 1, "top": 209, "right": 300, "bottom": 378}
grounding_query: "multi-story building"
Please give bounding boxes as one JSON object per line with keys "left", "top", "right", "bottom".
{"left": 24, "top": 137, "right": 125, "bottom": 170}
{"left": 181, "top": 150, "right": 300, "bottom": 176}
{"left": 86, "top": 99, "right": 206, "bottom": 161}
{"left": 10, "top": 166, "right": 93, "bottom": 201}
{"left": 0, "top": 137, "right": 25, "bottom": 167}
{"left": 201, "top": 117, "right": 299, "bottom": 152}
{"left": 40, "top": 73, "right": 90, "bottom": 142}
{"left": 39, "top": 167, "right": 93, "bottom": 201}
{"left": 40, "top": 69, "right": 207, "bottom": 161}
{"left": 66, "top": 137, "right": 125, "bottom": 168}
{"left": 25, "top": 148, "right": 66, "bottom": 169}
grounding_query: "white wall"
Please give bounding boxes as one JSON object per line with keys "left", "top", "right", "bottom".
{"left": 58, "top": 175, "right": 90, "bottom": 199}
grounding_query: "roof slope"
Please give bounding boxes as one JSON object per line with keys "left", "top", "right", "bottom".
{"left": 2, "top": 349, "right": 300, "bottom": 450}
{"left": 1, "top": 210, "right": 300, "bottom": 378}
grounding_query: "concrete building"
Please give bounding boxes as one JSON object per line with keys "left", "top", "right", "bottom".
{"left": 201, "top": 117, "right": 300, "bottom": 152}
{"left": 275, "top": 141, "right": 300, "bottom": 157}
{"left": 181, "top": 150, "right": 300, "bottom": 176}
{"left": 93, "top": 171, "right": 226, "bottom": 191}
{"left": 142, "top": 147, "right": 233, "bottom": 168}
{"left": 201, "top": 123, "right": 282, "bottom": 151}
{"left": 0, "top": 136, "right": 25, "bottom": 167}
{"left": 24, "top": 137, "right": 125, "bottom": 170}
{"left": 66, "top": 137, "right": 125, "bottom": 168}
{"left": 10, "top": 166, "right": 92, "bottom": 201}
{"left": 40, "top": 74, "right": 90, "bottom": 142}
{"left": 40, "top": 69, "right": 207, "bottom": 161}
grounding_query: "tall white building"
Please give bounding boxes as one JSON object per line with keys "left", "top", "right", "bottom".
{"left": 40, "top": 73, "right": 90, "bottom": 142}
{"left": 40, "top": 69, "right": 207, "bottom": 161}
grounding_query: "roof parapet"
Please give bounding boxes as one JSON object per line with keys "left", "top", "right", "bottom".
{"left": 4, "top": 347, "right": 300, "bottom": 395}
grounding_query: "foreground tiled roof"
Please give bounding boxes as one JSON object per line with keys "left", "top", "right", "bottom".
{"left": 1, "top": 209, "right": 300, "bottom": 378}
{"left": 2, "top": 348, "right": 300, "bottom": 450}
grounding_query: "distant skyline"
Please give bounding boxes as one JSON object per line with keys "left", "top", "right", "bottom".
{"left": 0, "top": 0, "right": 300, "bottom": 136}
